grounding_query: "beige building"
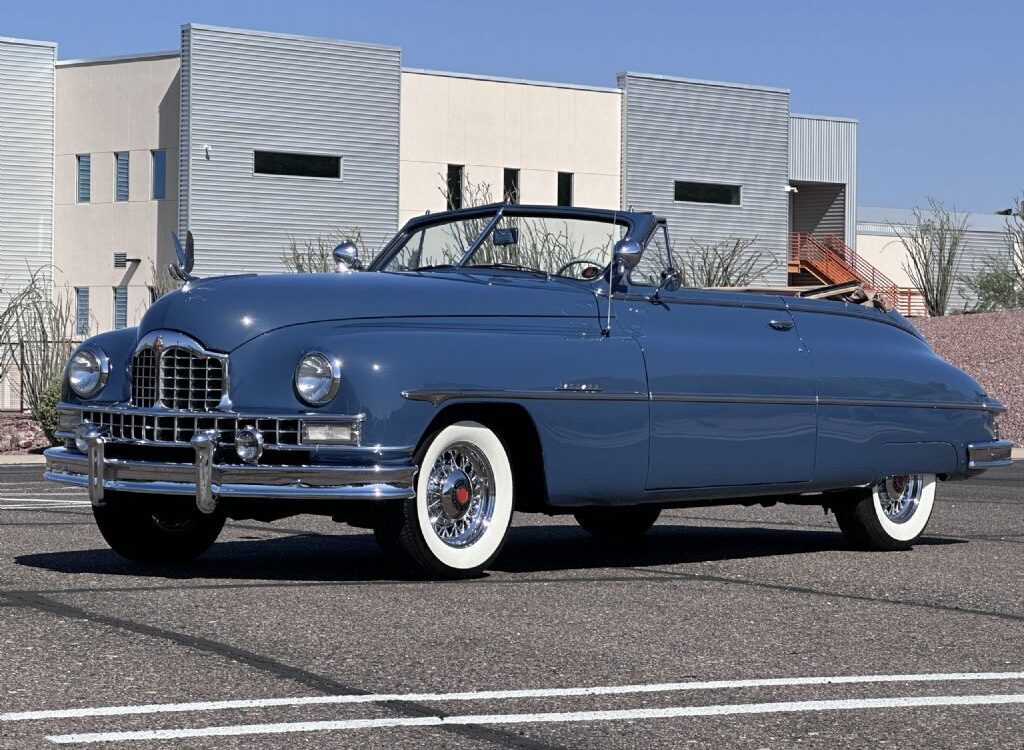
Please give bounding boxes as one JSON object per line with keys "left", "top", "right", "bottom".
{"left": 53, "top": 52, "right": 180, "bottom": 334}
{"left": 399, "top": 70, "right": 621, "bottom": 225}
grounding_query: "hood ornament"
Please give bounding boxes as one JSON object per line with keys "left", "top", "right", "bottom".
{"left": 169, "top": 231, "right": 198, "bottom": 282}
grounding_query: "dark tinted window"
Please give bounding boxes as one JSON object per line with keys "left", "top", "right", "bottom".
{"left": 151, "top": 149, "right": 167, "bottom": 199}
{"left": 557, "top": 172, "right": 573, "bottom": 207}
{"left": 674, "top": 181, "right": 741, "bottom": 205}
{"left": 254, "top": 151, "right": 341, "bottom": 178}
{"left": 447, "top": 164, "right": 464, "bottom": 210}
{"left": 503, "top": 168, "right": 520, "bottom": 203}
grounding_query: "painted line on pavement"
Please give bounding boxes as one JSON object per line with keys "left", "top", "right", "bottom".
{"left": 6, "top": 670, "right": 1023, "bottom": 722}
{"left": 45, "top": 693, "right": 1024, "bottom": 744}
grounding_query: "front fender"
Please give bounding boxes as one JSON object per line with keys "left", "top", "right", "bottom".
{"left": 61, "top": 327, "right": 139, "bottom": 406}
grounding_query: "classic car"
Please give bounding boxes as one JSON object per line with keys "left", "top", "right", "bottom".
{"left": 46, "top": 204, "right": 1013, "bottom": 578}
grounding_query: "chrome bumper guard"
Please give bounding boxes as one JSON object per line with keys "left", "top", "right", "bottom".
{"left": 966, "top": 440, "right": 1014, "bottom": 471}
{"left": 44, "top": 443, "right": 417, "bottom": 513}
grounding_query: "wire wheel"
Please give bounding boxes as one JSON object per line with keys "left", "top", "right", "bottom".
{"left": 425, "top": 442, "right": 496, "bottom": 548}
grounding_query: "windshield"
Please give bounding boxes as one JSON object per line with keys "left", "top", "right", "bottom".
{"left": 380, "top": 211, "right": 627, "bottom": 279}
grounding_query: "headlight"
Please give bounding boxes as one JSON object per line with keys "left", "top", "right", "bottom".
{"left": 67, "top": 348, "right": 109, "bottom": 398}
{"left": 294, "top": 353, "right": 340, "bottom": 406}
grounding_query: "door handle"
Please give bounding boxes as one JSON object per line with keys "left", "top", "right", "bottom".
{"left": 768, "top": 319, "right": 794, "bottom": 331}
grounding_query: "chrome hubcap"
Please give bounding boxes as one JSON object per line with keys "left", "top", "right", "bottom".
{"left": 878, "top": 474, "right": 923, "bottom": 524}
{"left": 426, "top": 442, "right": 495, "bottom": 548}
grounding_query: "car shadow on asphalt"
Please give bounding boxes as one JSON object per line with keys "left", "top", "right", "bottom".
{"left": 12, "top": 523, "right": 966, "bottom": 583}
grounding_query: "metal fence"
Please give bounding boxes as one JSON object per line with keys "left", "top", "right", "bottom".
{"left": 0, "top": 339, "right": 81, "bottom": 412}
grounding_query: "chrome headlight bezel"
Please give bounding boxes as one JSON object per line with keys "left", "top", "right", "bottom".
{"left": 67, "top": 347, "right": 109, "bottom": 399}
{"left": 294, "top": 352, "right": 341, "bottom": 406}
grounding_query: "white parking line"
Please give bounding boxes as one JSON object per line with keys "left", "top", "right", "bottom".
{"left": 45, "top": 693, "right": 1024, "bottom": 744}
{"left": 5, "top": 670, "right": 1023, "bottom": 722}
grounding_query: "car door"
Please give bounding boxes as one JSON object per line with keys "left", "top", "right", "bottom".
{"left": 616, "top": 288, "right": 817, "bottom": 490}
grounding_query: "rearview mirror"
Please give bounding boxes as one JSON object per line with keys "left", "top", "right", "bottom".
{"left": 658, "top": 267, "right": 682, "bottom": 293}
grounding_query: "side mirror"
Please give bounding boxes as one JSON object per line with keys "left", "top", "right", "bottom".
{"left": 611, "top": 238, "right": 643, "bottom": 274}
{"left": 332, "top": 241, "right": 363, "bottom": 273}
{"left": 658, "top": 267, "right": 683, "bottom": 293}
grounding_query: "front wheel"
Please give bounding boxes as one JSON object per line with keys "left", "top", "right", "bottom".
{"left": 374, "top": 421, "right": 514, "bottom": 579}
{"left": 93, "top": 492, "right": 225, "bottom": 563}
{"left": 834, "top": 473, "right": 936, "bottom": 551}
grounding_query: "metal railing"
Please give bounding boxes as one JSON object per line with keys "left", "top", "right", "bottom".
{"left": 0, "top": 339, "right": 82, "bottom": 412}
{"left": 789, "top": 233, "right": 927, "bottom": 317}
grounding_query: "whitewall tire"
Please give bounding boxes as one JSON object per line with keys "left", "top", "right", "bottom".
{"left": 835, "top": 473, "right": 936, "bottom": 550}
{"left": 374, "top": 421, "right": 514, "bottom": 578}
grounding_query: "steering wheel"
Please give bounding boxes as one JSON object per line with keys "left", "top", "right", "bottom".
{"left": 555, "top": 258, "right": 604, "bottom": 279}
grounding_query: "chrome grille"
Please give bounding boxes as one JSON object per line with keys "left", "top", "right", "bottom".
{"left": 131, "top": 349, "right": 158, "bottom": 408}
{"left": 80, "top": 410, "right": 301, "bottom": 448}
{"left": 159, "top": 346, "right": 224, "bottom": 411}
{"left": 131, "top": 335, "right": 226, "bottom": 412}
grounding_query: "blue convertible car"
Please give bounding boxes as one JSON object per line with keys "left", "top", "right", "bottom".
{"left": 46, "top": 205, "right": 1013, "bottom": 577}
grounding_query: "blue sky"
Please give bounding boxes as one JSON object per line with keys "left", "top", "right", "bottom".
{"left": 5, "top": 0, "right": 1021, "bottom": 212}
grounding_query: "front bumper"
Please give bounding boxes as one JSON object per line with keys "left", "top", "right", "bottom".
{"left": 44, "top": 444, "right": 417, "bottom": 512}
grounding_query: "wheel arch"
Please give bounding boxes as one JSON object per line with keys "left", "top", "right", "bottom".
{"left": 415, "top": 402, "right": 550, "bottom": 513}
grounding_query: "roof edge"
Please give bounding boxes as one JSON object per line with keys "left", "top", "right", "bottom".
{"left": 183, "top": 23, "right": 401, "bottom": 52}
{"left": 0, "top": 35, "right": 57, "bottom": 49}
{"left": 56, "top": 50, "right": 179, "bottom": 67}
{"left": 791, "top": 112, "right": 859, "bottom": 124}
{"left": 619, "top": 71, "right": 789, "bottom": 95}
{"left": 402, "top": 67, "right": 620, "bottom": 94}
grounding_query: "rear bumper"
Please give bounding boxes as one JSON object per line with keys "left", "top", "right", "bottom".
{"left": 44, "top": 446, "right": 417, "bottom": 511}
{"left": 966, "top": 440, "right": 1015, "bottom": 472}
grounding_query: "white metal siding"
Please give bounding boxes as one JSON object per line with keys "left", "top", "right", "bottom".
{"left": 790, "top": 115, "right": 857, "bottom": 247}
{"left": 792, "top": 182, "right": 846, "bottom": 239}
{"left": 0, "top": 38, "right": 55, "bottom": 306}
{"left": 619, "top": 73, "right": 790, "bottom": 285}
{"left": 178, "top": 25, "right": 401, "bottom": 276}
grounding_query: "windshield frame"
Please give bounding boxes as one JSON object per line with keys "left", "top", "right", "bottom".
{"left": 368, "top": 204, "right": 657, "bottom": 277}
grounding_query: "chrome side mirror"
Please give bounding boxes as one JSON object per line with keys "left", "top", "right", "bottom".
{"left": 658, "top": 267, "right": 682, "bottom": 293}
{"left": 333, "top": 241, "right": 362, "bottom": 273}
{"left": 612, "top": 238, "right": 643, "bottom": 274}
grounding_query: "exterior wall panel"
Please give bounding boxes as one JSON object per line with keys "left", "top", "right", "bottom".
{"left": 179, "top": 25, "right": 401, "bottom": 276}
{"left": 790, "top": 114, "right": 857, "bottom": 247}
{"left": 619, "top": 73, "right": 790, "bottom": 285}
{"left": 0, "top": 37, "right": 55, "bottom": 307}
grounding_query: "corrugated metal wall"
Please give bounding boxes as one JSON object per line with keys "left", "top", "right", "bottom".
{"left": 0, "top": 38, "right": 55, "bottom": 305}
{"left": 791, "top": 182, "right": 846, "bottom": 238}
{"left": 619, "top": 73, "right": 790, "bottom": 285}
{"left": 858, "top": 217, "right": 1008, "bottom": 312}
{"left": 789, "top": 115, "right": 857, "bottom": 247}
{"left": 179, "top": 25, "right": 401, "bottom": 276}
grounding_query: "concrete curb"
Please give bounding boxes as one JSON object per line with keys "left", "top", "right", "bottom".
{"left": 0, "top": 454, "right": 46, "bottom": 465}
{"left": 1012, "top": 447, "right": 1024, "bottom": 460}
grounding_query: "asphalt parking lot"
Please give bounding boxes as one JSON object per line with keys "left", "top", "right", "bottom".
{"left": 1, "top": 462, "right": 1022, "bottom": 749}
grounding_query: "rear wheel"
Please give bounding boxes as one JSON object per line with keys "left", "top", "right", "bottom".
{"left": 835, "top": 473, "right": 936, "bottom": 551}
{"left": 574, "top": 506, "right": 661, "bottom": 539}
{"left": 374, "top": 421, "right": 514, "bottom": 579}
{"left": 93, "top": 492, "right": 225, "bottom": 563}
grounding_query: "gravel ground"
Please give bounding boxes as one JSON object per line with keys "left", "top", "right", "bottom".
{"left": 0, "top": 413, "right": 47, "bottom": 455}
{"left": 914, "top": 309, "right": 1024, "bottom": 445}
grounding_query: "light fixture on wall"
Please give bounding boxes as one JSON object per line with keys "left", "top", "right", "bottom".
{"left": 785, "top": 185, "right": 799, "bottom": 193}
{"left": 203, "top": 144, "right": 212, "bottom": 160}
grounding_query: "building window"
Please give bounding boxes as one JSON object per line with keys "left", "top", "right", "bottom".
{"left": 113, "top": 287, "right": 127, "bottom": 330}
{"left": 114, "top": 152, "right": 129, "bottom": 201}
{"left": 75, "top": 288, "right": 90, "bottom": 337}
{"left": 151, "top": 149, "right": 167, "bottom": 200}
{"left": 503, "top": 168, "right": 520, "bottom": 204}
{"left": 674, "top": 181, "right": 741, "bottom": 206}
{"left": 446, "top": 164, "right": 464, "bottom": 210}
{"left": 76, "top": 155, "right": 91, "bottom": 203}
{"left": 557, "top": 172, "right": 573, "bottom": 207}
{"left": 253, "top": 151, "right": 341, "bottom": 179}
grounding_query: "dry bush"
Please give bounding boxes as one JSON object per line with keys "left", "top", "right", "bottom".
{"left": 891, "top": 197, "right": 968, "bottom": 316}
{"left": 283, "top": 228, "right": 368, "bottom": 273}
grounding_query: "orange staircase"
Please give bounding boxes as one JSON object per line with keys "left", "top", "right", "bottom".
{"left": 789, "top": 233, "right": 926, "bottom": 316}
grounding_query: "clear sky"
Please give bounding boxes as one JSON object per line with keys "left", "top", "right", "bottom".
{"left": 4, "top": 0, "right": 1021, "bottom": 212}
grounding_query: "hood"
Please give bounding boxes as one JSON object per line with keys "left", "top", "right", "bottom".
{"left": 140, "top": 271, "right": 599, "bottom": 352}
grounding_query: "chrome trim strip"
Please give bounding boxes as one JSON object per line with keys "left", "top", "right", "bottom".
{"left": 819, "top": 397, "right": 1005, "bottom": 413}
{"left": 402, "top": 389, "right": 647, "bottom": 406}
{"left": 44, "top": 448, "right": 417, "bottom": 501}
{"left": 58, "top": 404, "right": 364, "bottom": 421}
{"left": 967, "top": 440, "right": 1015, "bottom": 470}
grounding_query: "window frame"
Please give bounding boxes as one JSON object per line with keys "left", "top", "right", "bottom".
{"left": 446, "top": 164, "right": 465, "bottom": 210}
{"left": 74, "top": 287, "right": 90, "bottom": 337}
{"left": 252, "top": 150, "right": 343, "bottom": 180}
{"left": 114, "top": 152, "right": 129, "bottom": 202}
{"left": 112, "top": 287, "right": 128, "bottom": 330}
{"left": 503, "top": 167, "right": 520, "bottom": 204}
{"left": 673, "top": 180, "right": 742, "bottom": 207}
